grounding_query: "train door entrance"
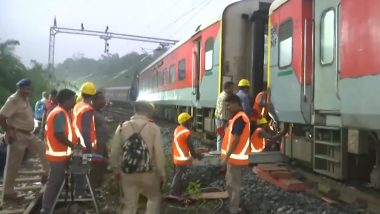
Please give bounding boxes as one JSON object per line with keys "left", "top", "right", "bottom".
{"left": 314, "top": 0, "right": 340, "bottom": 112}
{"left": 192, "top": 39, "right": 201, "bottom": 102}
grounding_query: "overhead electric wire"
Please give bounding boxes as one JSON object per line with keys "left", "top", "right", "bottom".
{"left": 130, "top": 0, "right": 210, "bottom": 53}
{"left": 168, "top": 0, "right": 214, "bottom": 39}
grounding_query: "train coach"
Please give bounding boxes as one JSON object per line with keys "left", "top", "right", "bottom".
{"left": 132, "top": 0, "right": 272, "bottom": 133}
{"left": 103, "top": 86, "right": 131, "bottom": 106}
{"left": 268, "top": 0, "right": 380, "bottom": 184}
{"left": 131, "top": 0, "right": 380, "bottom": 186}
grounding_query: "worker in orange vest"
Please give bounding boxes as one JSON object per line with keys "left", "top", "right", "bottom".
{"left": 73, "top": 82, "right": 97, "bottom": 152}
{"left": 72, "top": 82, "right": 97, "bottom": 197}
{"left": 251, "top": 117, "right": 287, "bottom": 152}
{"left": 251, "top": 91, "right": 268, "bottom": 122}
{"left": 170, "top": 112, "right": 202, "bottom": 198}
{"left": 40, "top": 89, "right": 78, "bottom": 214}
{"left": 220, "top": 94, "right": 251, "bottom": 214}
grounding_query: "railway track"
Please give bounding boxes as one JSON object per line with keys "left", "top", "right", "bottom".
{"left": 0, "top": 156, "right": 45, "bottom": 214}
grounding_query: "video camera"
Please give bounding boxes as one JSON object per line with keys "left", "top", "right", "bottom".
{"left": 69, "top": 148, "right": 107, "bottom": 175}
{"left": 69, "top": 149, "right": 93, "bottom": 175}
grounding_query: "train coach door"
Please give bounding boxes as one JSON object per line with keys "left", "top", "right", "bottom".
{"left": 314, "top": 0, "right": 340, "bottom": 112}
{"left": 192, "top": 39, "right": 201, "bottom": 102}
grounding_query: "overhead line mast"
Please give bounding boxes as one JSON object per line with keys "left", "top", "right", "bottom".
{"left": 48, "top": 17, "right": 179, "bottom": 72}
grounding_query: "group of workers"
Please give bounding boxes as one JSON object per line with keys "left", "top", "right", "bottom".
{"left": 0, "top": 77, "right": 283, "bottom": 214}
{"left": 171, "top": 78, "right": 284, "bottom": 214}
{"left": 0, "top": 79, "right": 108, "bottom": 214}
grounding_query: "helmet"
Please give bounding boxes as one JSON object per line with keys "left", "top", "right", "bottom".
{"left": 76, "top": 95, "right": 83, "bottom": 103}
{"left": 178, "top": 112, "right": 192, "bottom": 124}
{"left": 256, "top": 117, "right": 268, "bottom": 125}
{"left": 238, "top": 79, "right": 250, "bottom": 87}
{"left": 149, "top": 103, "right": 155, "bottom": 111}
{"left": 80, "top": 82, "right": 96, "bottom": 95}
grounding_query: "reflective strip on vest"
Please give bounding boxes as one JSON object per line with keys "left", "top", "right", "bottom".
{"left": 173, "top": 129, "right": 191, "bottom": 161}
{"left": 45, "top": 107, "right": 73, "bottom": 157}
{"left": 221, "top": 112, "right": 250, "bottom": 161}
{"left": 252, "top": 138, "right": 265, "bottom": 153}
{"left": 73, "top": 104, "right": 96, "bottom": 148}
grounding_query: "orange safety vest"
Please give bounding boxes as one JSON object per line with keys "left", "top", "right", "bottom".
{"left": 172, "top": 125, "right": 192, "bottom": 166}
{"left": 250, "top": 128, "right": 266, "bottom": 152}
{"left": 252, "top": 91, "right": 268, "bottom": 121}
{"left": 73, "top": 101, "right": 97, "bottom": 150}
{"left": 45, "top": 106, "right": 76, "bottom": 162}
{"left": 221, "top": 111, "right": 251, "bottom": 166}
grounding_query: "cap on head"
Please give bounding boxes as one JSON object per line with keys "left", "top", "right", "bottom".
{"left": 80, "top": 82, "right": 96, "bottom": 95}
{"left": 178, "top": 112, "right": 192, "bottom": 124}
{"left": 238, "top": 79, "right": 250, "bottom": 87}
{"left": 256, "top": 117, "right": 268, "bottom": 125}
{"left": 16, "top": 78, "right": 32, "bottom": 87}
{"left": 134, "top": 101, "right": 155, "bottom": 113}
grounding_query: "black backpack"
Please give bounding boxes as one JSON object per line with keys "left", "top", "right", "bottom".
{"left": 120, "top": 122, "right": 152, "bottom": 174}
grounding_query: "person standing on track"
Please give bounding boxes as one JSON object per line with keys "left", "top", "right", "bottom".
{"left": 170, "top": 112, "right": 203, "bottom": 198}
{"left": 34, "top": 91, "right": 48, "bottom": 134}
{"left": 90, "top": 91, "right": 109, "bottom": 188}
{"left": 236, "top": 79, "right": 253, "bottom": 118}
{"left": 0, "top": 79, "right": 49, "bottom": 202}
{"left": 214, "top": 81, "right": 235, "bottom": 152}
{"left": 40, "top": 89, "right": 58, "bottom": 138}
{"left": 221, "top": 94, "right": 251, "bottom": 214}
{"left": 40, "top": 89, "right": 77, "bottom": 214}
{"left": 72, "top": 81, "right": 97, "bottom": 197}
{"left": 110, "top": 101, "right": 166, "bottom": 214}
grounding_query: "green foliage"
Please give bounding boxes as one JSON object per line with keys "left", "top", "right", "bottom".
{"left": 54, "top": 47, "right": 168, "bottom": 89}
{"left": 186, "top": 180, "right": 202, "bottom": 199}
{"left": 0, "top": 39, "right": 51, "bottom": 106}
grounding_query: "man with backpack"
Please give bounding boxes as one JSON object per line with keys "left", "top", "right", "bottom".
{"left": 110, "top": 101, "right": 166, "bottom": 214}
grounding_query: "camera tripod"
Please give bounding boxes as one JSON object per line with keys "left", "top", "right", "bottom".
{"left": 49, "top": 153, "right": 100, "bottom": 214}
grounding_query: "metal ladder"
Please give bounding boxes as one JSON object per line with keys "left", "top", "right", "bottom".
{"left": 313, "top": 126, "right": 347, "bottom": 179}
{"left": 195, "top": 108, "right": 204, "bottom": 132}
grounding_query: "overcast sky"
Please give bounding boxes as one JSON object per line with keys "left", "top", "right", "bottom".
{"left": 0, "top": 0, "right": 239, "bottom": 66}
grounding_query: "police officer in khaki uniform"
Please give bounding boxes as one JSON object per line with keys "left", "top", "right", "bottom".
{"left": 110, "top": 101, "right": 166, "bottom": 214}
{"left": 0, "top": 79, "right": 49, "bottom": 202}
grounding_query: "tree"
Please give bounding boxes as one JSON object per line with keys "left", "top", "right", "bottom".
{"left": 0, "top": 39, "right": 50, "bottom": 106}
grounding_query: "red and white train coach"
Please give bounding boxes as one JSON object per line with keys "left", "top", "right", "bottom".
{"left": 269, "top": 0, "right": 380, "bottom": 183}
{"left": 136, "top": 0, "right": 273, "bottom": 132}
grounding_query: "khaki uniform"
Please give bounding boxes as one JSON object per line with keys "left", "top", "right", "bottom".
{"left": 0, "top": 92, "right": 48, "bottom": 198}
{"left": 110, "top": 114, "right": 166, "bottom": 214}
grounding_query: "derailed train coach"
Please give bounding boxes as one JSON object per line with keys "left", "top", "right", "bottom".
{"left": 132, "top": 0, "right": 273, "bottom": 133}
{"left": 104, "top": 86, "right": 131, "bottom": 106}
{"left": 269, "top": 0, "right": 380, "bottom": 183}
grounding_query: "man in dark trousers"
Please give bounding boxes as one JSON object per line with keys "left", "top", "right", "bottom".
{"left": 170, "top": 112, "right": 202, "bottom": 198}
{"left": 40, "top": 89, "right": 77, "bottom": 214}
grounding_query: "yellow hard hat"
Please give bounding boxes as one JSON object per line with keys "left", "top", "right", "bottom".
{"left": 150, "top": 103, "right": 155, "bottom": 111}
{"left": 76, "top": 95, "right": 83, "bottom": 103}
{"left": 238, "top": 79, "right": 250, "bottom": 87}
{"left": 80, "top": 82, "right": 97, "bottom": 95}
{"left": 257, "top": 117, "right": 268, "bottom": 125}
{"left": 178, "top": 112, "right": 192, "bottom": 124}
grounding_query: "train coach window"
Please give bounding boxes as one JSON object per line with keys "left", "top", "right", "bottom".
{"left": 170, "top": 65, "right": 175, "bottom": 83}
{"left": 178, "top": 59, "right": 186, "bottom": 81}
{"left": 321, "top": 9, "right": 335, "bottom": 65}
{"left": 205, "top": 38, "right": 214, "bottom": 72}
{"left": 163, "top": 69, "right": 168, "bottom": 85}
{"left": 279, "top": 20, "right": 293, "bottom": 68}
